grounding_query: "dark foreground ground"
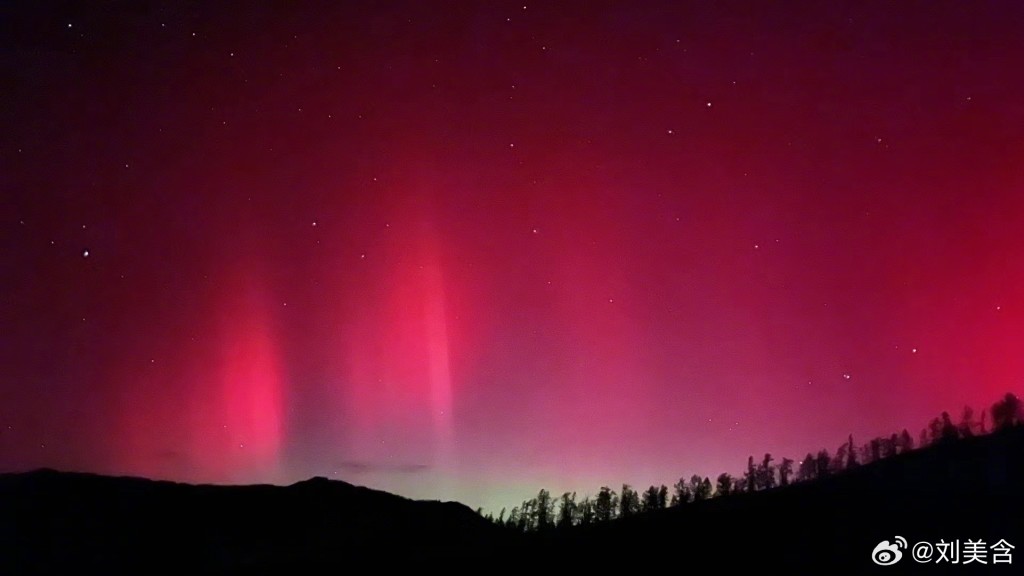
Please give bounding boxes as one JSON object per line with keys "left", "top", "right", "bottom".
{"left": 3, "top": 427, "right": 1024, "bottom": 574}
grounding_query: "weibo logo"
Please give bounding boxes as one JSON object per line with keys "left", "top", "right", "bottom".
{"left": 872, "top": 536, "right": 908, "bottom": 565}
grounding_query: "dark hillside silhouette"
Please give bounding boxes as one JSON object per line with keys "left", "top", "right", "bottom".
{"left": 2, "top": 393, "right": 1023, "bottom": 573}
{"left": 525, "top": 426, "right": 1024, "bottom": 572}
{"left": 0, "top": 470, "right": 511, "bottom": 573}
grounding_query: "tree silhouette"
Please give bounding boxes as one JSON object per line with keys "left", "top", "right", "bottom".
{"left": 486, "top": 390, "right": 1024, "bottom": 532}
{"left": 594, "top": 487, "right": 616, "bottom": 523}
{"left": 671, "top": 477, "right": 690, "bottom": 506}
{"left": 939, "top": 411, "right": 959, "bottom": 443}
{"left": 693, "top": 476, "right": 712, "bottom": 501}
{"left": 899, "top": 429, "right": 914, "bottom": 453}
{"left": 815, "top": 450, "right": 831, "bottom": 479}
{"left": 716, "top": 473, "right": 733, "bottom": 496}
{"left": 731, "top": 475, "right": 745, "bottom": 494}
{"left": 507, "top": 506, "right": 520, "bottom": 530}
{"left": 884, "top": 434, "right": 898, "bottom": 458}
{"left": 928, "top": 417, "right": 942, "bottom": 443}
{"left": 992, "top": 393, "right": 1022, "bottom": 430}
{"left": 846, "top": 434, "right": 858, "bottom": 468}
{"left": 798, "top": 453, "right": 816, "bottom": 482}
{"left": 557, "top": 492, "right": 576, "bottom": 528}
{"left": 641, "top": 486, "right": 661, "bottom": 513}
{"left": 520, "top": 499, "right": 535, "bottom": 531}
{"left": 578, "top": 496, "right": 594, "bottom": 526}
{"left": 957, "top": 405, "right": 974, "bottom": 438}
{"left": 779, "top": 458, "right": 794, "bottom": 486}
{"left": 835, "top": 442, "right": 848, "bottom": 473}
{"left": 619, "top": 484, "right": 640, "bottom": 518}
{"left": 688, "top": 475, "right": 700, "bottom": 498}
{"left": 757, "top": 454, "right": 776, "bottom": 490}
{"left": 859, "top": 443, "right": 872, "bottom": 465}
{"left": 535, "top": 489, "right": 553, "bottom": 530}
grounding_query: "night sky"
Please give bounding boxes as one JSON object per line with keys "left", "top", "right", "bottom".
{"left": 4, "top": 1, "right": 1024, "bottom": 513}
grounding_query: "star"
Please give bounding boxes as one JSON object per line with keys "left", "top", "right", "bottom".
{"left": 82, "top": 249, "right": 90, "bottom": 258}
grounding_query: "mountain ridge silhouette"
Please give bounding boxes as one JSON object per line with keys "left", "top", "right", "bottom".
{"left": 3, "top": 426, "right": 1023, "bottom": 573}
